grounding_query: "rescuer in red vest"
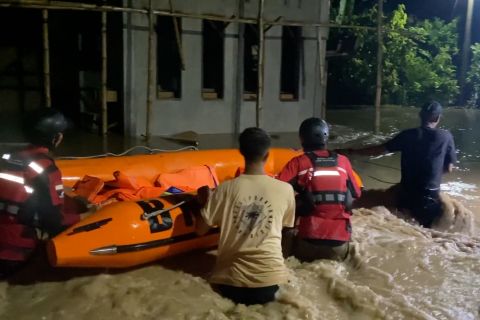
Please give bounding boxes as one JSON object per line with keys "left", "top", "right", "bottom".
{"left": 278, "top": 118, "right": 362, "bottom": 261}
{"left": 0, "top": 108, "right": 78, "bottom": 276}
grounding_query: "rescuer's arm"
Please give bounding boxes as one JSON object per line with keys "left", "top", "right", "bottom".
{"left": 277, "top": 158, "right": 302, "bottom": 192}
{"left": 337, "top": 131, "right": 407, "bottom": 157}
{"left": 342, "top": 157, "right": 362, "bottom": 198}
{"left": 283, "top": 185, "right": 296, "bottom": 228}
{"left": 63, "top": 190, "right": 92, "bottom": 220}
{"left": 195, "top": 215, "right": 211, "bottom": 236}
{"left": 444, "top": 133, "right": 457, "bottom": 173}
{"left": 195, "top": 186, "right": 212, "bottom": 236}
{"left": 23, "top": 173, "right": 64, "bottom": 237}
{"left": 281, "top": 186, "right": 297, "bottom": 258}
{"left": 278, "top": 157, "right": 314, "bottom": 217}
{"left": 447, "top": 163, "right": 454, "bottom": 173}
{"left": 336, "top": 145, "right": 387, "bottom": 157}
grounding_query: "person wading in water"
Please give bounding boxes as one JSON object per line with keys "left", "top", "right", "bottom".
{"left": 195, "top": 127, "right": 295, "bottom": 305}
{"left": 0, "top": 108, "right": 80, "bottom": 276}
{"left": 278, "top": 118, "right": 362, "bottom": 262}
{"left": 340, "top": 101, "right": 457, "bottom": 228}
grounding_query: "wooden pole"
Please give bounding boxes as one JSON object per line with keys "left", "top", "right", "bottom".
{"left": 145, "top": 0, "right": 154, "bottom": 140}
{"left": 42, "top": 9, "right": 51, "bottom": 108}
{"left": 322, "top": 61, "right": 329, "bottom": 119}
{"left": 234, "top": 0, "right": 245, "bottom": 136}
{"left": 101, "top": 10, "right": 108, "bottom": 135}
{"left": 169, "top": 0, "right": 185, "bottom": 70}
{"left": 374, "top": 0, "right": 383, "bottom": 133}
{"left": 0, "top": 1, "right": 376, "bottom": 31}
{"left": 317, "top": 28, "right": 327, "bottom": 119}
{"left": 255, "top": 0, "right": 265, "bottom": 128}
{"left": 460, "top": 0, "right": 474, "bottom": 105}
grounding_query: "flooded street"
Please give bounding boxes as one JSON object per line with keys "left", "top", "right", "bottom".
{"left": 1, "top": 106, "right": 480, "bottom": 320}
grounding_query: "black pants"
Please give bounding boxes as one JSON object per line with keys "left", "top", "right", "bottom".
{"left": 0, "top": 260, "right": 24, "bottom": 278}
{"left": 216, "top": 284, "right": 279, "bottom": 305}
{"left": 399, "top": 188, "right": 442, "bottom": 228}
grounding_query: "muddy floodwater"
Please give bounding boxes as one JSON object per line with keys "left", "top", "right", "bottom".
{"left": 1, "top": 106, "right": 479, "bottom": 320}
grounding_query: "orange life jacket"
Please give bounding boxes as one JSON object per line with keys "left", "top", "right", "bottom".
{"left": 156, "top": 165, "right": 219, "bottom": 191}
{"left": 72, "top": 165, "right": 219, "bottom": 205}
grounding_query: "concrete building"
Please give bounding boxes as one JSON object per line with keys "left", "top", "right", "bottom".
{"left": 0, "top": 0, "right": 330, "bottom": 138}
{"left": 125, "top": 0, "right": 330, "bottom": 136}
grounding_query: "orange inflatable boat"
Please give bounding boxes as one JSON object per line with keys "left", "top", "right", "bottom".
{"left": 48, "top": 195, "right": 219, "bottom": 268}
{"left": 49, "top": 148, "right": 362, "bottom": 268}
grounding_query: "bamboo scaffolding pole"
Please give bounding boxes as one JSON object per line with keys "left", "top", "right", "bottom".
{"left": 101, "top": 10, "right": 108, "bottom": 135}
{"left": 266, "top": 19, "right": 374, "bottom": 30}
{"left": 145, "top": 0, "right": 155, "bottom": 140}
{"left": 169, "top": 0, "right": 185, "bottom": 70}
{"left": 234, "top": 0, "right": 245, "bottom": 136}
{"left": 374, "top": 0, "right": 383, "bottom": 133}
{"left": 255, "top": 0, "right": 264, "bottom": 128}
{"left": 317, "top": 28, "right": 327, "bottom": 119}
{"left": 0, "top": 1, "right": 147, "bottom": 14}
{"left": 0, "top": 1, "right": 376, "bottom": 31}
{"left": 459, "top": 0, "right": 474, "bottom": 104}
{"left": 322, "top": 61, "right": 328, "bottom": 119}
{"left": 42, "top": 9, "right": 51, "bottom": 108}
{"left": 0, "top": 0, "right": 384, "bottom": 135}
{"left": 263, "top": 16, "right": 282, "bottom": 33}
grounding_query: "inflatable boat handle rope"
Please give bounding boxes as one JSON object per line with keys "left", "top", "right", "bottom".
{"left": 57, "top": 145, "right": 199, "bottom": 160}
{"left": 141, "top": 200, "right": 188, "bottom": 220}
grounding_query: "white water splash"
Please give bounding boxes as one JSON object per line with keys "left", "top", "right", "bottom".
{"left": 441, "top": 181, "right": 478, "bottom": 200}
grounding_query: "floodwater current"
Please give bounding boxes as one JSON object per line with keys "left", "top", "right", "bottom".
{"left": 1, "top": 106, "right": 479, "bottom": 320}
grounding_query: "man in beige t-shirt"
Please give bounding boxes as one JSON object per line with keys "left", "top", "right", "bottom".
{"left": 197, "top": 127, "right": 295, "bottom": 305}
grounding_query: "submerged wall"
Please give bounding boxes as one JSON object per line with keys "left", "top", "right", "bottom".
{"left": 123, "top": 0, "right": 329, "bottom": 136}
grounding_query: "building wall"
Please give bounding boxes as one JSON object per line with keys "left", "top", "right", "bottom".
{"left": 124, "top": 0, "right": 330, "bottom": 136}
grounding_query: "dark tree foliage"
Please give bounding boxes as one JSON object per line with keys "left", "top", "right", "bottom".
{"left": 328, "top": 4, "right": 459, "bottom": 106}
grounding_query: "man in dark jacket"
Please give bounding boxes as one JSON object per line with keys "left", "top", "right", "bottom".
{"left": 343, "top": 101, "right": 457, "bottom": 227}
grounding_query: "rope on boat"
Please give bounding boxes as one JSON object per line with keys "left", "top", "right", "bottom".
{"left": 141, "top": 200, "right": 188, "bottom": 220}
{"left": 57, "top": 145, "right": 198, "bottom": 160}
{"left": 362, "top": 160, "right": 400, "bottom": 171}
{"left": 368, "top": 175, "right": 398, "bottom": 185}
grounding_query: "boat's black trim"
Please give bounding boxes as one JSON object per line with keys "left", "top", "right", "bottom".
{"left": 90, "top": 229, "right": 219, "bottom": 255}
{"left": 67, "top": 218, "right": 113, "bottom": 236}
{"left": 117, "top": 229, "right": 219, "bottom": 253}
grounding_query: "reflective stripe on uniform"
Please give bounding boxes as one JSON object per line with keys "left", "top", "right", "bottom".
{"left": 0, "top": 173, "right": 24, "bottom": 184}
{"left": 313, "top": 170, "right": 340, "bottom": 177}
{"left": 28, "top": 161, "right": 44, "bottom": 174}
{"left": 337, "top": 167, "right": 347, "bottom": 174}
{"left": 55, "top": 185, "right": 64, "bottom": 198}
{"left": 0, "top": 202, "right": 19, "bottom": 215}
{"left": 298, "top": 169, "right": 310, "bottom": 176}
{"left": 312, "top": 192, "right": 346, "bottom": 204}
{"left": 6, "top": 205, "right": 20, "bottom": 215}
{"left": 24, "top": 186, "right": 34, "bottom": 194}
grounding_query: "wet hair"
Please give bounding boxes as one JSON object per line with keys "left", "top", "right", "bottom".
{"left": 299, "top": 117, "right": 329, "bottom": 151}
{"left": 23, "top": 108, "right": 68, "bottom": 147}
{"left": 420, "top": 101, "right": 442, "bottom": 124}
{"left": 239, "top": 127, "right": 271, "bottom": 162}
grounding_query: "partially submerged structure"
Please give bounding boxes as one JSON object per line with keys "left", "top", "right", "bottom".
{"left": 0, "top": 0, "right": 354, "bottom": 138}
